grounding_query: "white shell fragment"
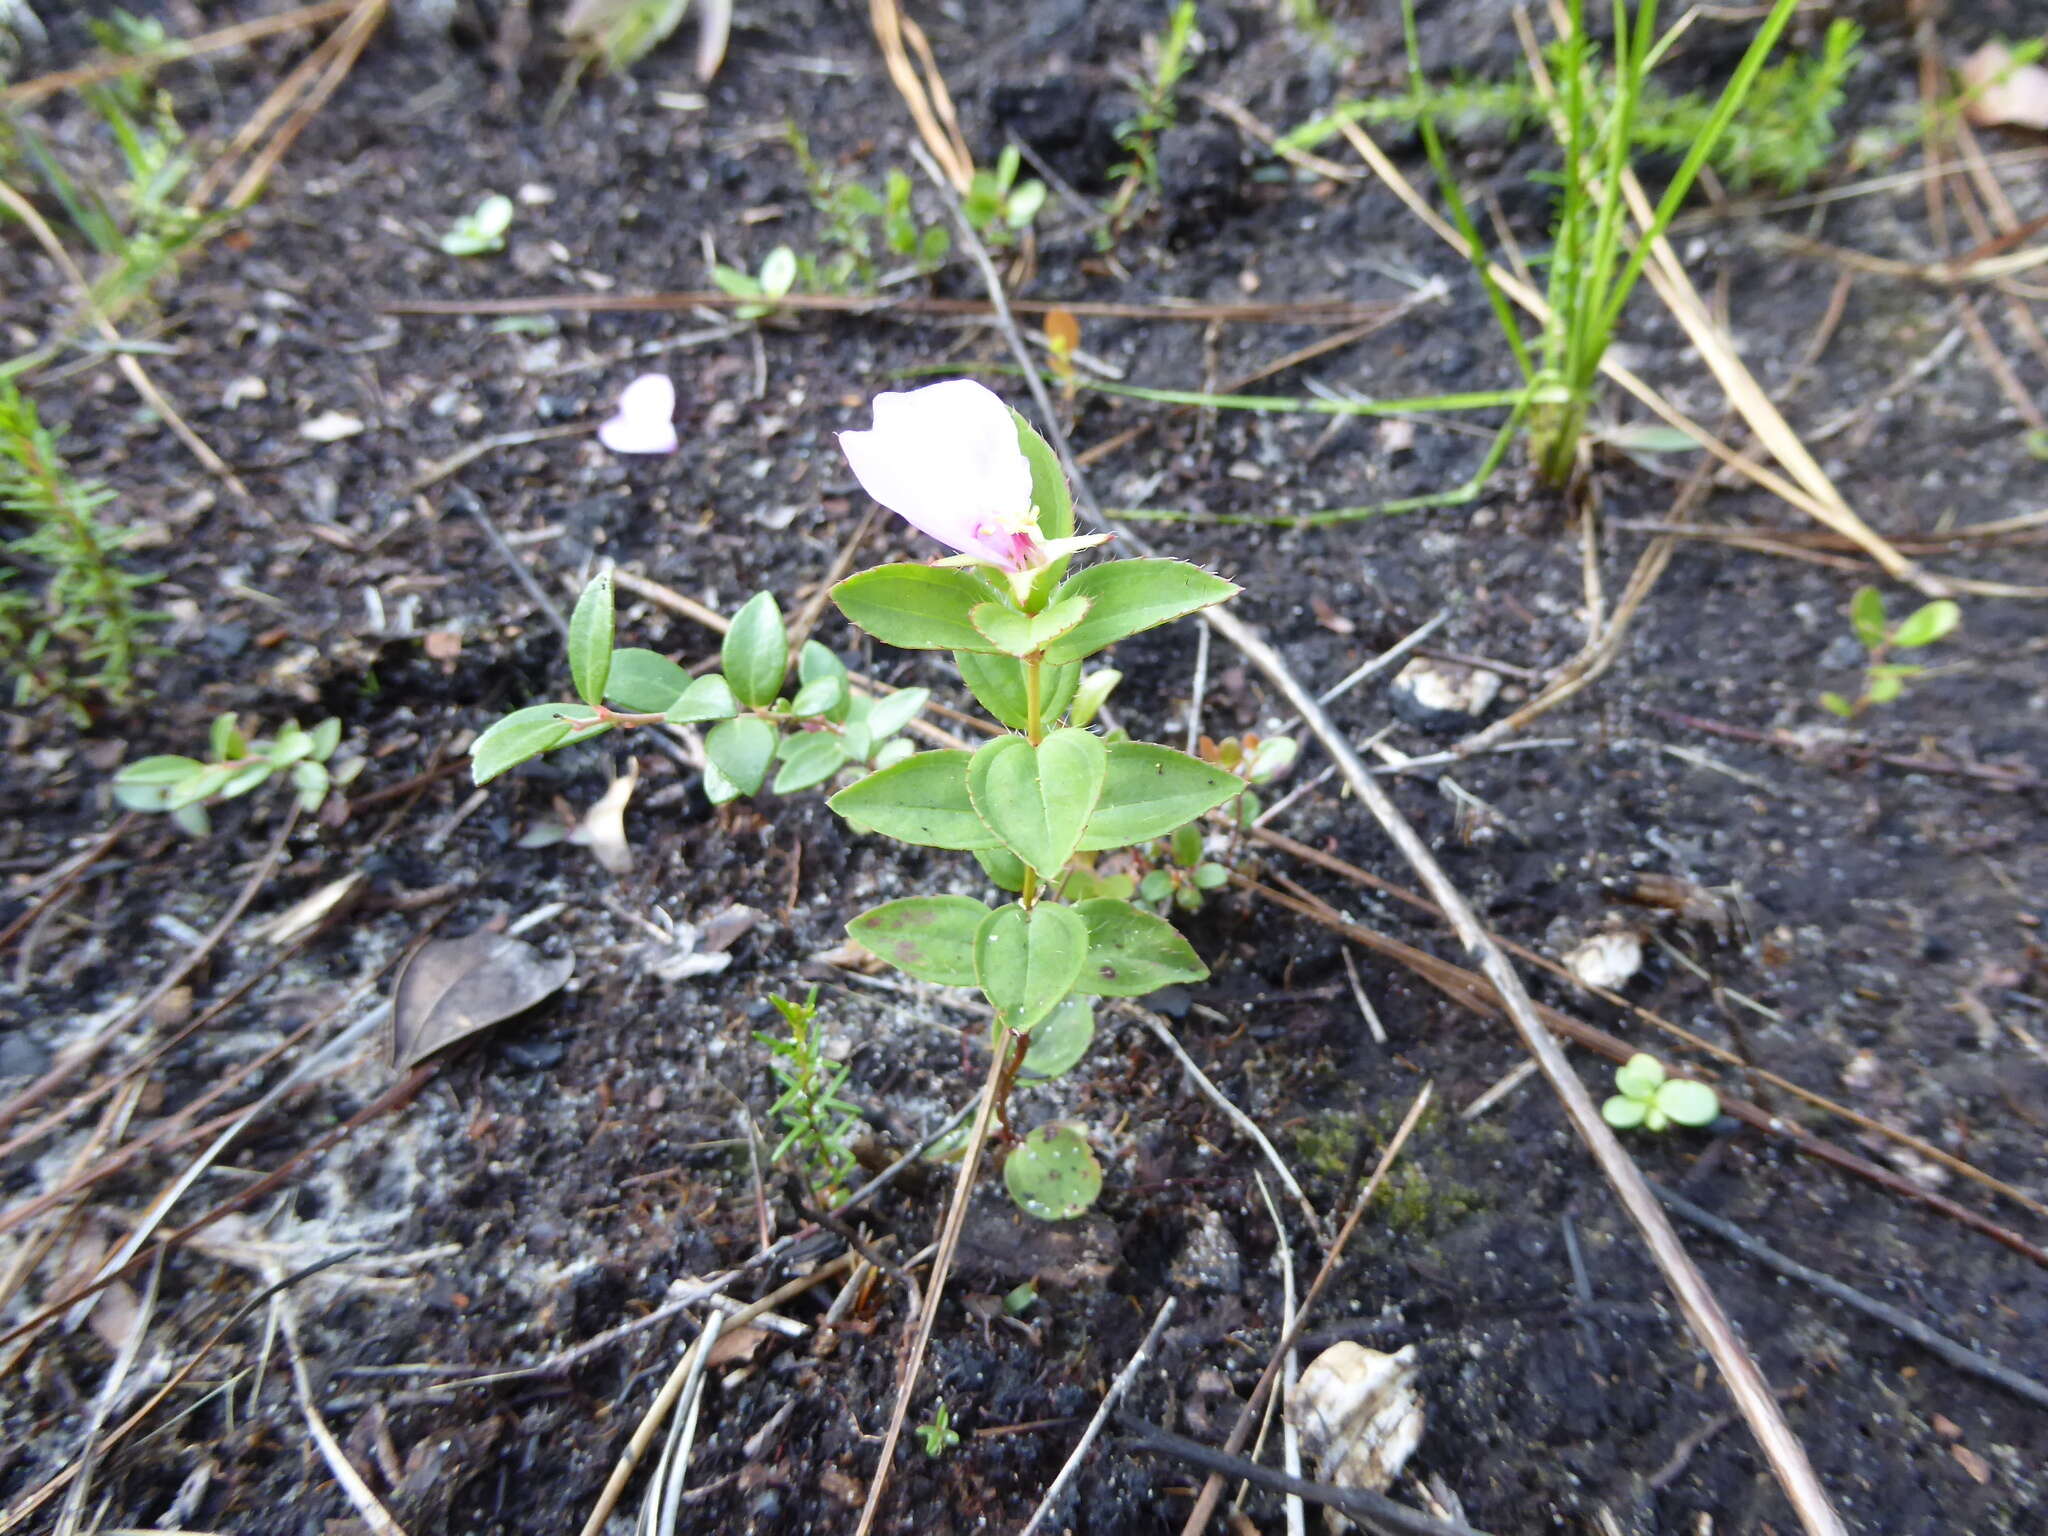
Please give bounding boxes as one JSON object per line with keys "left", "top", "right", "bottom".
{"left": 1386, "top": 658, "right": 1501, "bottom": 733}
{"left": 1564, "top": 929, "right": 1644, "bottom": 991}
{"left": 1288, "top": 1342, "right": 1425, "bottom": 1498}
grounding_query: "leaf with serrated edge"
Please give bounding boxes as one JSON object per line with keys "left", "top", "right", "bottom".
{"left": 1042, "top": 559, "right": 1239, "bottom": 664}
{"left": 1071, "top": 898, "right": 1207, "bottom": 995}
{"left": 967, "top": 729, "right": 1106, "bottom": 877}
{"left": 829, "top": 750, "right": 1000, "bottom": 850}
{"left": 833, "top": 564, "right": 1003, "bottom": 652}
{"left": 1079, "top": 742, "right": 1242, "bottom": 851}
{"left": 973, "top": 902, "right": 1087, "bottom": 1031}
{"left": 847, "top": 896, "right": 988, "bottom": 985}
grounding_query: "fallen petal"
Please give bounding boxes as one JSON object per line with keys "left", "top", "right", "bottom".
{"left": 599, "top": 373, "right": 679, "bottom": 454}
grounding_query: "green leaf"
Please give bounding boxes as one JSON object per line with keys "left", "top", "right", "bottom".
{"left": 773, "top": 732, "right": 850, "bottom": 793}
{"left": 1192, "top": 861, "right": 1229, "bottom": 890}
{"left": 967, "top": 729, "right": 1107, "bottom": 878}
{"left": 799, "top": 642, "right": 853, "bottom": 722}
{"left": 269, "top": 722, "right": 313, "bottom": 767}
{"left": 969, "top": 594, "right": 1090, "bottom": 656}
{"left": 605, "top": 647, "right": 693, "bottom": 713}
{"left": 833, "top": 564, "right": 1003, "bottom": 652}
{"left": 1020, "top": 995, "right": 1095, "bottom": 1078}
{"left": 722, "top": 592, "right": 787, "bottom": 707}
{"left": 1818, "top": 692, "right": 1855, "bottom": 717}
{"left": 164, "top": 763, "right": 234, "bottom": 811}
{"left": 1866, "top": 672, "right": 1904, "bottom": 704}
{"left": 955, "top": 650, "right": 1080, "bottom": 732}
{"left": 665, "top": 673, "right": 741, "bottom": 725}
{"left": 1601, "top": 1094, "right": 1648, "bottom": 1130}
{"left": 847, "top": 896, "right": 990, "bottom": 985}
{"left": 1068, "top": 668, "right": 1121, "bottom": 729}
{"left": 1042, "top": 559, "right": 1240, "bottom": 665}
{"left": 113, "top": 754, "right": 207, "bottom": 812}
{"left": 1080, "top": 742, "right": 1244, "bottom": 851}
{"left": 1891, "top": 599, "right": 1960, "bottom": 649}
{"left": 1849, "top": 586, "right": 1887, "bottom": 651}
{"left": 1003, "top": 1122, "right": 1102, "bottom": 1220}
{"left": 1009, "top": 408, "right": 1072, "bottom": 541}
{"left": 307, "top": 718, "right": 343, "bottom": 762}
{"left": 790, "top": 676, "right": 847, "bottom": 718}
{"left": 471, "top": 703, "right": 604, "bottom": 784}
{"left": 1656, "top": 1078, "right": 1721, "bottom": 1127}
{"left": 216, "top": 761, "right": 275, "bottom": 801}
{"left": 566, "top": 570, "right": 616, "bottom": 708}
{"left": 170, "top": 802, "right": 211, "bottom": 837}
{"left": 973, "top": 845, "right": 1030, "bottom": 893}
{"left": 829, "top": 750, "right": 999, "bottom": 849}
{"left": 1613, "top": 1053, "right": 1666, "bottom": 1100}
{"left": 973, "top": 901, "right": 1088, "bottom": 1032}
{"left": 759, "top": 245, "right": 798, "bottom": 297}
{"left": 209, "top": 712, "right": 246, "bottom": 761}
{"left": 704, "top": 716, "right": 777, "bottom": 801}
{"left": 864, "top": 686, "right": 928, "bottom": 744}
{"left": 290, "top": 759, "right": 330, "bottom": 813}
{"left": 1139, "top": 869, "right": 1174, "bottom": 903}
{"left": 1072, "top": 898, "right": 1208, "bottom": 996}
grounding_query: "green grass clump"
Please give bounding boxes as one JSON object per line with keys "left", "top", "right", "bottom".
{"left": 1283, "top": 17, "right": 1860, "bottom": 194}
{"left": 0, "top": 384, "right": 158, "bottom": 713}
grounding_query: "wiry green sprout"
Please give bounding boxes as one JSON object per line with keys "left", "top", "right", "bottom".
{"left": 0, "top": 384, "right": 159, "bottom": 715}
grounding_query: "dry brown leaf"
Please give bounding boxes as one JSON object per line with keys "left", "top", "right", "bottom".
{"left": 1961, "top": 44, "right": 2048, "bottom": 131}
{"left": 388, "top": 930, "right": 574, "bottom": 1069}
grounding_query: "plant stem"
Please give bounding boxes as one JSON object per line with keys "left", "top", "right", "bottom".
{"left": 1024, "top": 654, "right": 1044, "bottom": 745}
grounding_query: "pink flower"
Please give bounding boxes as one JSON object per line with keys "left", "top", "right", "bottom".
{"left": 598, "top": 374, "right": 678, "bottom": 455}
{"left": 838, "top": 380, "right": 1047, "bottom": 571}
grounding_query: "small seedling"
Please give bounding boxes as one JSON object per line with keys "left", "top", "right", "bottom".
{"left": 439, "top": 194, "right": 514, "bottom": 256}
{"left": 1601, "top": 1053, "right": 1719, "bottom": 1133}
{"left": 467, "top": 570, "right": 927, "bottom": 800}
{"left": 114, "top": 713, "right": 354, "bottom": 836}
{"left": 962, "top": 146, "right": 1048, "bottom": 248}
{"left": 1109, "top": 0, "right": 1200, "bottom": 218}
{"left": 0, "top": 383, "right": 160, "bottom": 713}
{"left": 755, "top": 988, "right": 864, "bottom": 1204}
{"left": 915, "top": 1400, "right": 961, "bottom": 1457}
{"left": 1820, "top": 586, "right": 1960, "bottom": 720}
{"left": 709, "top": 245, "right": 799, "bottom": 320}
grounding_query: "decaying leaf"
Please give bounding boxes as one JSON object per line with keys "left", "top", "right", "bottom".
{"left": 1288, "top": 1342, "right": 1426, "bottom": 1503}
{"left": 254, "top": 872, "right": 367, "bottom": 946}
{"left": 570, "top": 758, "right": 639, "bottom": 875}
{"left": 388, "top": 931, "right": 574, "bottom": 1069}
{"left": 1960, "top": 43, "right": 2048, "bottom": 131}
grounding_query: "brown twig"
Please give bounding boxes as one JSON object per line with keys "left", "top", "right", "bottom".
{"left": 0, "top": 0, "right": 358, "bottom": 108}
{"left": 1237, "top": 873, "right": 2048, "bottom": 1270}
{"left": 1178, "top": 1086, "right": 1435, "bottom": 1536}
{"left": 379, "top": 290, "right": 1398, "bottom": 325}
{"left": 1644, "top": 707, "right": 2042, "bottom": 792}
{"left": 0, "top": 807, "right": 299, "bottom": 1136}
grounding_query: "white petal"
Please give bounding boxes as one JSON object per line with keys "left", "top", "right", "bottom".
{"left": 599, "top": 374, "right": 678, "bottom": 455}
{"left": 839, "top": 380, "right": 1034, "bottom": 562}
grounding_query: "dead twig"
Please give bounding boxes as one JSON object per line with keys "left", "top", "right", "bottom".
{"left": 381, "top": 291, "right": 1398, "bottom": 325}
{"left": 0, "top": 1, "right": 358, "bottom": 108}
{"left": 1016, "top": 1296, "right": 1178, "bottom": 1536}
{"left": 1130, "top": 1007, "right": 1321, "bottom": 1236}
{"left": 1179, "top": 1087, "right": 1435, "bottom": 1536}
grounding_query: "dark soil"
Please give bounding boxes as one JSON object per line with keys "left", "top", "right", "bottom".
{"left": 4, "top": 2, "right": 2047, "bottom": 1534}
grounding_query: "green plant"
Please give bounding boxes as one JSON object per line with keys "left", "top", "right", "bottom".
{"left": 1283, "top": 18, "right": 1860, "bottom": 195}
{"left": 1819, "top": 586, "right": 1960, "bottom": 720}
{"left": 466, "top": 569, "right": 928, "bottom": 799}
{"left": 439, "top": 194, "right": 514, "bottom": 256}
{"left": 755, "top": 987, "right": 864, "bottom": 1204}
{"left": 1601, "top": 1052, "right": 1719, "bottom": 1132}
{"left": 0, "top": 382, "right": 158, "bottom": 712}
{"left": 826, "top": 378, "right": 1244, "bottom": 1220}
{"left": 915, "top": 1400, "right": 960, "bottom": 1457}
{"left": 783, "top": 127, "right": 952, "bottom": 289}
{"left": 114, "top": 713, "right": 353, "bottom": 836}
{"left": 709, "top": 244, "right": 799, "bottom": 320}
{"left": 961, "top": 146, "right": 1047, "bottom": 249}
{"left": 2, "top": 21, "right": 219, "bottom": 329}
{"left": 1364, "top": 0, "right": 1806, "bottom": 488}
{"left": 1111, "top": 0, "right": 1200, "bottom": 210}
